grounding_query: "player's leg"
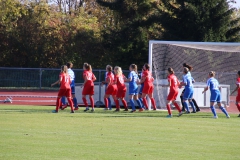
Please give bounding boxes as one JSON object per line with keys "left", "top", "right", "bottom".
{"left": 138, "top": 84, "right": 145, "bottom": 109}
{"left": 113, "top": 95, "right": 120, "bottom": 111}
{"left": 66, "top": 89, "right": 74, "bottom": 113}
{"left": 61, "top": 97, "right": 67, "bottom": 109}
{"left": 53, "top": 89, "right": 64, "bottom": 113}
{"left": 129, "top": 94, "right": 136, "bottom": 112}
{"left": 210, "top": 91, "right": 218, "bottom": 118}
{"left": 104, "top": 94, "right": 110, "bottom": 109}
{"left": 133, "top": 94, "right": 143, "bottom": 112}
{"left": 235, "top": 94, "right": 240, "bottom": 117}
{"left": 105, "top": 85, "right": 112, "bottom": 110}
{"left": 82, "top": 95, "right": 90, "bottom": 111}
{"left": 180, "top": 89, "right": 185, "bottom": 111}
{"left": 188, "top": 90, "right": 196, "bottom": 113}
{"left": 166, "top": 100, "right": 172, "bottom": 117}
{"left": 71, "top": 86, "right": 78, "bottom": 110}
{"left": 172, "top": 91, "right": 182, "bottom": 113}
{"left": 192, "top": 98, "right": 200, "bottom": 112}
{"left": 89, "top": 95, "right": 94, "bottom": 111}
{"left": 148, "top": 86, "right": 156, "bottom": 110}
{"left": 216, "top": 93, "right": 229, "bottom": 118}
{"left": 183, "top": 90, "right": 190, "bottom": 113}
{"left": 120, "top": 89, "right": 128, "bottom": 110}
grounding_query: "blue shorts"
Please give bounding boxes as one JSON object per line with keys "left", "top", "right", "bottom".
{"left": 183, "top": 88, "right": 193, "bottom": 100}
{"left": 210, "top": 90, "right": 221, "bottom": 103}
{"left": 129, "top": 87, "right": 138, "bottom": 95}
{"left": 138, "top": 84, "right": 144, "bottom": 95}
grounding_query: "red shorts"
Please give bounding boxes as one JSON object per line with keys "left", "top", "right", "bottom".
{"left": 106, "top": 85, "right": 117, "bottom": 95}
{"left": 82, "top": 84, "right": 94, "bottom": 95}
{"left": 117, "top": 87, "right": 126, "bottom": 98}
{"left": 167, "top": 90, "right": 179, "bottom": 101}
{"left": 58, "top": 88, "right": 71, "bottom": 97}
{"left": 236, "top": 93, "right": 240, "bottom": 102}
{"left": 142, "top": 85, "right": 154, "bottom": 94}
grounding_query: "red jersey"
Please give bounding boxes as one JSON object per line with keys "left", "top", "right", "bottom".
{"left": 83, "top": 70, "right": 96, "bottom": 86}
{"left": 168, "top": 74, "right": 179, "bottom": 91}
{"left": 115, "top": 74, "right": 126, "bottom": 89}
{"left": 106, "top": 72, "right": 115, "bottom": 86}
{"left": 142, "top": 70, "right": 153, "bottom": 86}
{"left": 236, "top": 78, "right": 240, "bottom": 93}
{"left": 59, "top": 73, "right": 71, "bottom": 89}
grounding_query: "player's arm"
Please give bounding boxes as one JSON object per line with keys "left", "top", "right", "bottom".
{"left": 138, "top": 76, "right": 146, "bottom": 84}
{"left": 202, "top": 86, "right": 209, "bottom": 93}
{"left": 125, "top": 73, "right": 132, "bottom": 82}
{"left": 231, "top": 85, "right": 239, "bottom": 95}
{"left": 51, "top": 80, "right": 60, "bottom": 87}
{"left": 92, "top": 74, "right": 97, "bottom": 82}
{"left": 82, "top": 74, "right": 88, "bottom": 87}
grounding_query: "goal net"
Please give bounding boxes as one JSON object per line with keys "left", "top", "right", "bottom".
{"left": 149, "top": 41, "right": 240, "bottom": 109}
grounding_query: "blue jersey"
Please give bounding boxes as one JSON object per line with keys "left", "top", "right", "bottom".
{"left": 128, "top": 71, "right": 138, "bottom": 89}
{"left": 207, "top": 77, "right": 219, "bottom": 92}
{"left": 182, "top": 73, "right": 193, "bottom": 89}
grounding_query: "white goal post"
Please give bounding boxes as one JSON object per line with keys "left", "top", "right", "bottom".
{"left": 148, "top": 40, "right": 240, "bottom": 109}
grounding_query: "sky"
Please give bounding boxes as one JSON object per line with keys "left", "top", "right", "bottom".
{"left": 232, "top": 0, "right": 240, "bottom": 8}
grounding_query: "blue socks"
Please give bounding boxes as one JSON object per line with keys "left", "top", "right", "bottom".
{"left": 210, "top": 106, "right": 217, "bottom": 116}
{"left": 189, "top": 101, "right": 196, "bottom": 112}
{"left": 183, "top": 101, "right": 190, "bottom": 112}
{"left": 136, "top": 99, "right": 143, "bottom": 109}
{"left": 73, "top": 97, "right": 78, "bottom": 108}
{"left": 130, "top": 99, "right": 136, "bottom": 110}
{"left": 108, "top": 97, "right": 112, "bottom": 109}
{"left": 61, "top": 97, "right": 66, "bottom": 105}
{"left": 220, "top": 106, "right": 228, "bottom": 116}
{"left": 139, "top": 98, "right": 145, "bottom": 109}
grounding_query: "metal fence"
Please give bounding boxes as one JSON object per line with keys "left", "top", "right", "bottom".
{"left": 0, "top": 67, "right": 238, "bottom": 93}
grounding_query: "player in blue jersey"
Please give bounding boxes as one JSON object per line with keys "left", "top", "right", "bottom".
{"left": 180, "top": 63, "right": 200, "bottom": 112}
{"left": 138, "top": 68, "right": 145, "bottom": 109}
{"left": 61, "top": 62, "right": 78, "bottom": 110}
{"left": 180, "top": 67, "right": 196, "bottom": 114}
{"left": 126, "top": 64, "right": 144, "bottom": 112}
{"left": 202, "top": 71, "right": 230, "bottom": 119}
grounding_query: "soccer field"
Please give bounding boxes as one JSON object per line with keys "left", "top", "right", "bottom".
{"left": 0, "top": 106, "right": 239, "bottom": 160}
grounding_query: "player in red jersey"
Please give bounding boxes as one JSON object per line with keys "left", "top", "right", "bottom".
{"left": 82, "top": 63, "right": 97, "bottom": 112}
{"left": 231, "top": 71, "right": 240, "bottom": 117}
{"left": 166, "top": 68, "right": 182, "bottom": 117}
{"left": 101, "top": 65, "right": 118, "bottom": 110}
{"left": 52, "top": 65, "right": 74, "bottom": 113}
{"left": 139, "top": 63, "right": 157, "bottom": 110}
{"left": 114, "top": 66, "right": 128, "bottom": 111}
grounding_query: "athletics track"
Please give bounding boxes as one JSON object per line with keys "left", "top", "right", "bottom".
{"left": 0, "top": 90, "right": 239, "bottom": 114}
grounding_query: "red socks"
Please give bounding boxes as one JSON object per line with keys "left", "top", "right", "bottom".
{"left": 150, "top": 98, "right": 157, "bottom": 110}
{"left": 82, "top": 97, "right": 88, "bottom": 107}
{"left": 174, "top": 102, "right": 181, "bottom": 112}
{"left": 166, "top": 104, "right": 171, "bottom": 115}
{"left": 67, "top": 98, "right": 74, "bottom": 111}
{"left": 115, "top": 100, "right": 120, "bottom": 109}
{"left": 56, "top": 97, "right": 61, "bottom": 111}
{"left": 121, "top": 99, "right": 127, "bottom": 109}
{"left": 90, "top": 96, "right": 94, "bottom": 108}
{"left": 237, "top": 103, "right": 240, "bottom": 112}
{"left": 104, "top": 98, "right": 108, "bottom": 109}
{"left": 143, "top": 97, "right": 148, "bottom": 109}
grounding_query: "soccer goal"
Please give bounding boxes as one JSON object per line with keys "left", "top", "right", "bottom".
{"left": 149, "top": 41, "right": 240, "bottom": 109}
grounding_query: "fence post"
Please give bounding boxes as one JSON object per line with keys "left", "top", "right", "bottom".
{"left": 39, "top": 68, "right": 42, "bottom": 89}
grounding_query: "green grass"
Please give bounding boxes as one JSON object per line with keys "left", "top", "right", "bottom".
{"left": 0, "top": 106, "right": 240, "bottom": 160}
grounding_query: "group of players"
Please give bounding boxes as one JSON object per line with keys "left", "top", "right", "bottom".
{"left": 51, "top": 61, "right": 240, "bottom": 118}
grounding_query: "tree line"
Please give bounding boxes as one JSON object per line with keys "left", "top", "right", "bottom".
{"left": 0, "top": 0, "right": 239, "bottom": 69}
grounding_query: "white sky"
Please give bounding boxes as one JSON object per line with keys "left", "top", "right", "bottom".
{"left": 232, "top": 0, "right": 240, "bottom": 8}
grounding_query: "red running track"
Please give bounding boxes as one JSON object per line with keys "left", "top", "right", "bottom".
{"left": 0, "top": 90, "right": 239, "bottom": 114}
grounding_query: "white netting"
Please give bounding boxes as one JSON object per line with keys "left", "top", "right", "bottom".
{"left": 150, "top": 42, "right": 240, "bottom": 108}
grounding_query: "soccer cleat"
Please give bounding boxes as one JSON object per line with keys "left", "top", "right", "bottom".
{"left": 123, "top": 108, "right": 128, "bottom": 111}
{"left": 91, "top": 109, "right": 95, "bottom": 112}
{"left": 153, "top": 108, "right": 157, "bottom": 111}
{"left": 139, "top": 108, "right": 144, "bottom": 112}
{"left": 70, "top": 110, "right": 74, "bottom": 113}
{"left": 166, "top": 115, "right": 172, "bottom": 118}
{"left": 130, "top": 110, "right": 136, "bottom": 113}
{"left": 191, "top": 111, "right": 196, "bottom": 113}
{"left": 114, "top": 109, "right": 120, "bottom": 112}
{"left": 226, "top": 115, "right": 230, "bottom": 118}
{"left": 178, "top": 112, "right": 183, "bottom": 117}
{"left": 84, "top": 108, "right": 89, "bottom": 112}
{"left": 196, "top": 108, "right": 201, "bottom": 112}
{"left": 185, "top": 111, "right": 191, "bottom": 114}
{"left": 238, "top": 114, "right": 240, "bottom": 117}
{"left": 213, "top": 116, "right": 218, "bottom": 119}
{"left": 52, "top": 110, "right": 58, "bottom": 113}
{"left": 61, "top": 104, "right": 67, "bottom": 110}
{"left": 74, "top": 107, "right": 79, "bottom": 110}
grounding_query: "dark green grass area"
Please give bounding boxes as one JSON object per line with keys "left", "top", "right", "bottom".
{"left": 0, "top": 106, "right": 240, "bottom": 160}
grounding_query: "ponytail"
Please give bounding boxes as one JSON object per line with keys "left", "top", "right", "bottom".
{"left": 183, "top": 63, "right": 193, "bottom": 71}
{"left": 144, "top": 63, "right": 150, "bottom": 71}
{"left": 167, "top": 67, "right": 174, "bottom": 74}
{"left": 83, "top": 62, "right": 91, "bottom": 71}
{"left": 209, "top": 71, "right": 216, "bottom": 77}
{"left": 130, "top": 64, "right": 138, "bottom": 74}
